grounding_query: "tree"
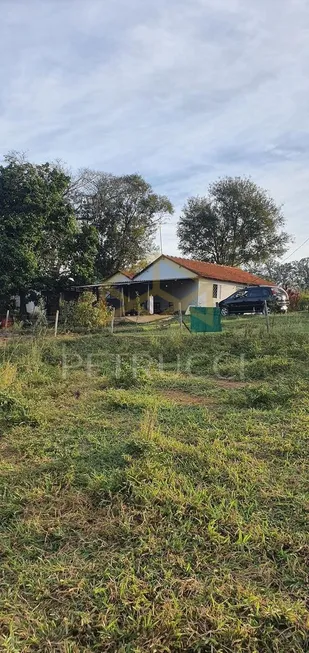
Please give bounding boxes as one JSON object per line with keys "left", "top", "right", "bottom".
{"left": 124, "top": 247, "right": 161, "bottom": 276}
{"left": 0, "top": 154, "right": 98, "bottom": 314}
{"left": 177, "top": 177, "right": 291, "bottom": 267}
{"left": 74, "top": 171, "right": 173, "bottom": 278}
{"left": 250, "top": 257, "right": 309, "bottom": 289}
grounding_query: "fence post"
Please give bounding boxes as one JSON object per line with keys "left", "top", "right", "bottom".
{"left": 4, "top": 310, "right": 9, "bottom": 329}
{"left": 178, "top": 302, "right": 183, "bottom": 329}
{"left": 54, "top": 310, "right": 59, "bottom": 337}
{"left": 264, "top": 301, "right": 270, "bottom": 334}
{"left": 121, "top": 287, "right": 125, "bottom": 317}
{"left": 111, "top": 307, "right": 116, "bottom": 334}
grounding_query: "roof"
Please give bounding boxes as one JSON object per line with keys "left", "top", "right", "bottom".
{"left": 101, "top": 270, "right": 134, "bottom": 282}
{"left": 164, "top": 255, "right": 271, "bottom": 286}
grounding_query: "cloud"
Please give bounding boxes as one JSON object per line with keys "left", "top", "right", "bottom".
{"left": 1, "top": 0, "right": 309, "bottom": 258}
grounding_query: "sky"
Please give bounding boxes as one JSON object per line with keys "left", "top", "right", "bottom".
{"left": 1, "top": 0, "right": 309, "bottom": 260}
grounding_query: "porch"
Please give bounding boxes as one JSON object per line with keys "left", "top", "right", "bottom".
{"left": 105, "top": 278, "right": 199, "bottom": 316}
{"left": 74, "top": 277, "right": 199, "bottom": 316}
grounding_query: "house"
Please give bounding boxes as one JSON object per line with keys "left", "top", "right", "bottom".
{"left": 76, "top": 255, "right": 270, "bottom": 316}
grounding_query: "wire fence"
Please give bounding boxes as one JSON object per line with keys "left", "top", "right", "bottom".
{"left": 2, "top": 310, "right": 309, "bottom": 340}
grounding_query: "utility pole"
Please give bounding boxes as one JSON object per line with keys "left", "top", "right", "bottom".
{"left": 159, "top": 224, "right": 163, "bottom": 254}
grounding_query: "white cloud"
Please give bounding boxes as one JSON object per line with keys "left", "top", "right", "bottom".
{"left": 1, "top": 0, "right": 309, "bottom": 258}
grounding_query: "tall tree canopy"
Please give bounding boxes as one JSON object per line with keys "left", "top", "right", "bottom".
{"left": 74, "top": 171, "right": 173, "bottom": 278}
{"left": 0, "top": 154, "right": 98, "bottom": 309}
{"left": 250, "top": 257, "right": 309, "bottom": 289}
{"left": 177, "top": 176, "right": 291, "bottom": 267}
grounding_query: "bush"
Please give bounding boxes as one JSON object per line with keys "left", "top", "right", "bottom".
{"left": 287, "top": 290, "right": 309, "bottom": 312}
{"left": 61, "top": 293, "right": 111, "bottom": 331}
{"left": 287, "top": 290, "right": 300, "bottom": 311}
{"left": 298, "top": 292, "right": 309, "bottom": 312}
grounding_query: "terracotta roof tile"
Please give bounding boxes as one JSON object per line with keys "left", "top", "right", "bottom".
{"left": 165, "top": 256, "right": 271, "bottom": 285}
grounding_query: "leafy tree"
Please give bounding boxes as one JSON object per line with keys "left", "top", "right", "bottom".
{"left": 0, "top": 154, "right": 98, "bottom": 314}
{"left": 177, "top": 176, "right": 291, "bottom": 267}
{"left": 250, "top": 257, "right": 309, "bottom": 289}
{"left": 124, "top": 247, "right": 161, "bottom": 276}
{"left": 74, "top": 171, "right": 173, "bottom": 278}
{"left": 68, "top": 223, "right": 99, "bottom": 286}
{"left": 35, "top": 222, "right": 99, "bottom": 293}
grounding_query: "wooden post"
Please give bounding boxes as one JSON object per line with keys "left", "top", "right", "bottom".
{"left": 54, "top": 310, "right": 59, "bottom": 337}
{"left": 178, "top": 302, "right": 183, "bottom": 329}
{"left": 264, "top": 300, "right": 270, "bottom": 334}
{"left": 111, "top": 307, "right": 116, "bottom": 334}
{"left": 4, "top": 310, "right": 9, "bottom": 329}
{"left": 121, "top": 287, "right": 125, "bottom": 317}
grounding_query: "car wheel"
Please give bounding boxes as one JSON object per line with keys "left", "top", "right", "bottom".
{"left": 221, "top": 307, "right": 229, "bottom": 317}
{"left": 263, "top": 304, "right": 272, "bottom": 315}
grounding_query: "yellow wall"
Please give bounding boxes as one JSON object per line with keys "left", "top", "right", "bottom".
{"left": 198, "top": 279, "right": 243, "bottom": 306}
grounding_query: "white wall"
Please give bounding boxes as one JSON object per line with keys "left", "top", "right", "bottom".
{"left": 198, "top": 279, "right": 245, "bottom": 307}
{"left": 134, "top": 256, "right": 197, "bottom": 282}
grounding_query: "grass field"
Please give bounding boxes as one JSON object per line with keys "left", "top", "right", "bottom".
{"left": 0, "top": 315, "right": 308, "bottom": 652}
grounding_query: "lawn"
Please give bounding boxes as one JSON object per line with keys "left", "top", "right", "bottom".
{"left": 0, "top": 315, "right": 308, "bottom": 652}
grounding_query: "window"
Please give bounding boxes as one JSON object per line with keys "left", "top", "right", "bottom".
{"left": 213, "top": 284, "right": 218, "bottom": 299}
{"left": 247, "top": 287, "right": 263, "bottom": 297}
{"left": 234, "top": 290, "right": 248, "bottom": 299}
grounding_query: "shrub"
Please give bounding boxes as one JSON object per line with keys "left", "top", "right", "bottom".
{"left": 287, "top": 289, "right": 300, "bottom": 311}
{"left": 298, "top": 292, "right": 309, "bottom": 312}
{"left": 287, "top": 290, "right": 309, "bottom": 312}
{"left": 61, "top": 293, "right": 111, "bottom": 331}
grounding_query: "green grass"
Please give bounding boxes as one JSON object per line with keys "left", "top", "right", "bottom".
{"left": 0, "top": 315, "right": 308, "bottom": 651}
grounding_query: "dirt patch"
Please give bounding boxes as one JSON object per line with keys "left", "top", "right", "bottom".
{"left": 161, "top": 389, "right": 216, "bottom": 406}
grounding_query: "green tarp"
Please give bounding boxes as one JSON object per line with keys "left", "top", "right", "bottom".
{"left": 190, "top": 307, "right": 222, "bottom": 333}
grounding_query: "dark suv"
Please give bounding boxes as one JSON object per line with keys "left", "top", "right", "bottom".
{"left": 219, "top": 286, "right": 289, "bottom": 316}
